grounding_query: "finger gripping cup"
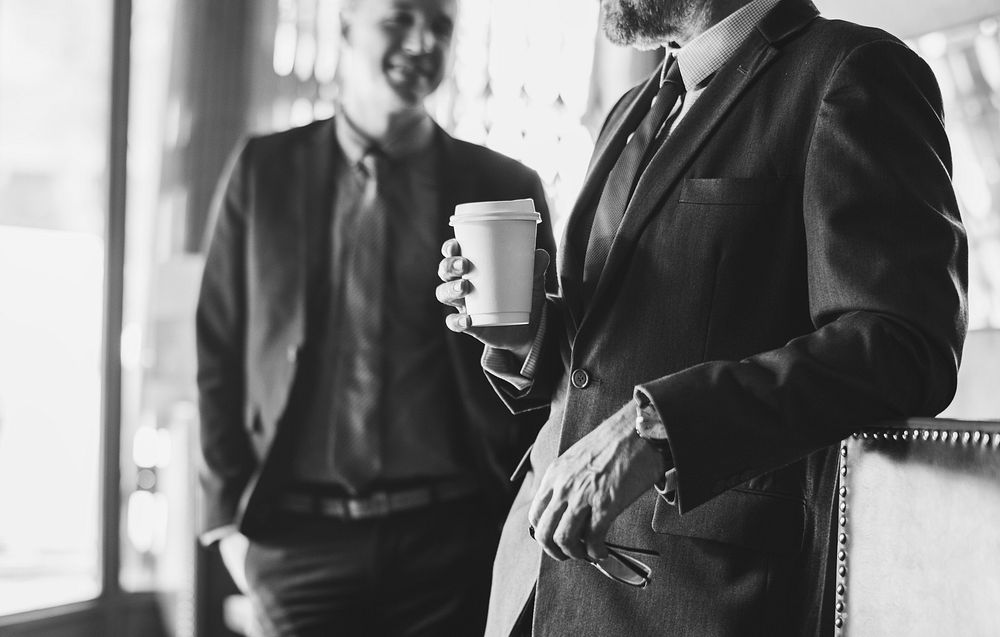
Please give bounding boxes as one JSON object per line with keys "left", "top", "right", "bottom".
{"left": 449, "top": 198, "right": 541, "bottom": 326}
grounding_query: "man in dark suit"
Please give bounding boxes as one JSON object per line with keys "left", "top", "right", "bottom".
{"left": 438, "top": 0, "right": 967, "bottom": 634}
{"left": 196, "top": 0, "right": 556, "bottom": 634}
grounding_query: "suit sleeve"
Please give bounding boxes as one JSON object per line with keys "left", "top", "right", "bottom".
{"left": 196, "top": 138, "right": 258, "bottom": 537}
{"left": 482, "top": 169, "right": 570, "bottom": 413}
{"left": 639, "top": 40, "right": 968, "bottom": 513}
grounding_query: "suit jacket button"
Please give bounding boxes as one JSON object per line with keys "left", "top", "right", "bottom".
{"left": 571, "top": 369, "right": 590, "bottom": 389}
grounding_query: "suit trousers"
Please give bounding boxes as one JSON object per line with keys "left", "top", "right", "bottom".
{"left": 244, "top": 496, "right": 502, "bottom": 637}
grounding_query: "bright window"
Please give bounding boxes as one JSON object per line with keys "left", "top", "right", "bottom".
{"left": 0, "top": 0, "right": 111, "bottom": 616}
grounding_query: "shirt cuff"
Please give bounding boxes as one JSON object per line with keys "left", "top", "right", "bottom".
{"left": 655, "top": 468, "right": 678, "bottom": 505}
{"left": 481, "top": 304, "right": 549, "bottom": 391}
{"left": 200, "top": 524, "right": 239, "bottom": 547}
{"left": 519, "top": 303, "right": 549, "bottom": 378}
{"left": 634, "top": 387, "right": 677, "bottom": 506}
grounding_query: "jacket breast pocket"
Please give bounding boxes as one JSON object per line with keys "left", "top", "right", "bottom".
{"left": 652, "top": 487, "right": 806, "bottom": 555}
{"left": 678, "top": 177, "right": 786, "bottom": 207}
{"left": 668, "top": 177, "right": 797, "bottom": 287}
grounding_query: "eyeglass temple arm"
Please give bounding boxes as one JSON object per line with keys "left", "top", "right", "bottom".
{"left": 603, "top": 546, "right": 651, "bottom": 580}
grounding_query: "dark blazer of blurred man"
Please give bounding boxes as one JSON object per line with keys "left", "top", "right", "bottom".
{"left": 196, "top": 0, "right": 556, "bottom": 634}
{"left": 438, "top": 0, "right": 967, "bottom": 635}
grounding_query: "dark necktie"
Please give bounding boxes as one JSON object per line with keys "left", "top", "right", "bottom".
{"left": 332, "top": 150, "right": 389, "bottom": 491}
{"left": 582, "top": 57, "right": 687, "bottom": 297}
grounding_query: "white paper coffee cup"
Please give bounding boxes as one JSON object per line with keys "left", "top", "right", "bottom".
{"left": 449, "top": 198, "right": 541, "bottom": 326}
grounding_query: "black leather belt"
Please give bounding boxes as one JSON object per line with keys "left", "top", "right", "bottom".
{"left": 278, "top": 480, "right": 479, "bottom": 520}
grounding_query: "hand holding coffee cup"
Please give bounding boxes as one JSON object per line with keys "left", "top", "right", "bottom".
{"left": 436, "top": 199, "right": 549, "bottom": 355}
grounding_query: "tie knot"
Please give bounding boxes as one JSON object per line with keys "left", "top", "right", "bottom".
{"left": 359, "top": 148, "right": 387, "bottom": 181}
{"left": 660, "top": 56, "right": 686, "bottom": 93}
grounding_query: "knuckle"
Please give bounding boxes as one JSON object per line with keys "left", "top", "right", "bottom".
{"left": 553, "top": 481, "right": 573, "bottom": 500}
{"left": 588, "top": 513, "right": 608, "bottom": 534}
{"left": 545, "top": 544, "right": 566, "bottom": 561}
{"left": 527, "top": 498, "right": 542, "bottom": 517}
{"left": 535, "top": 522, "right": 555, "bottom": 544}
{"left": 555, "top": 535, "right": 578, "bottom": 556}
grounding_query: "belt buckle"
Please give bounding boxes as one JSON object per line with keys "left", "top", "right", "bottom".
{"left": 349, "top": 491, "right": 390, "bottom": 518}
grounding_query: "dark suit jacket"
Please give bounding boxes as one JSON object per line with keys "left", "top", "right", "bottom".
{"left": 486, "top": 1, "right": 967, "bottom": 635}
{"left": 196, "top": 117, "right": 557, "bottom": 539}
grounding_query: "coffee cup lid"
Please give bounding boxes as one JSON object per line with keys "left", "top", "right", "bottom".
{"left": 454, "top": 198, "right": 536, "bottom": 216}
{"left": 450, "top": 211, "right": 541, "bottom": 225}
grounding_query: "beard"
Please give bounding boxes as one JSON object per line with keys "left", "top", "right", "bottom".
{"left": 601, "top": 0, "right": 701, "bottom": 49}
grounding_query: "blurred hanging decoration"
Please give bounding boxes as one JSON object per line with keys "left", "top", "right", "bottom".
{"left": 294, "top": 0, "right": 318, "bottom": 82}
{"left": 273, "top": 0, "right": 298, "bottom": 77}
{"left": 314, "top": 0, "right": 341, "bottom": 85}
{"left": 430, "top": 0, "right": 602, "bottom": 235}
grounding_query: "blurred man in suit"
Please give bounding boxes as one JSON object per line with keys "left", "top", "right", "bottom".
{"left": 438, "top": 0, "right": 967, "bottom": 634}
{"left": 196, "top": 0, "right": 556, "bottom": 634}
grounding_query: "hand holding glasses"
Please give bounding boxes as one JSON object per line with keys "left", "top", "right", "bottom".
{"left": 528, "top": 526, "right": 655, "bottom": 588}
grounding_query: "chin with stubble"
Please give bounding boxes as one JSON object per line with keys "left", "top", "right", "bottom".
{"left": 600, "top": 0, "right": 709, "bottom": 49}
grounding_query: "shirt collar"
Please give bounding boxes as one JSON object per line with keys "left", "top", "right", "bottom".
{"left": 334, "top": 105, "right": 435, "bottom": 165}
{"left": 662, "top": 0, "right": 781, "bottom": 91}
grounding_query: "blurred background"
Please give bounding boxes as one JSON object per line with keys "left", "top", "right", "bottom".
{"left": 0, "top": 0, "right": 997, "bottom": 635}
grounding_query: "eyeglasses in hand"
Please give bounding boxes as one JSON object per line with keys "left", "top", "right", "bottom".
{"left": 528, "top": 526, "right": 655, "bottom": 588}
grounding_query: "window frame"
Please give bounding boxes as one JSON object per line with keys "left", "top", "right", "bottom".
{"left": 0, "top": 0, "right": 148, "bottom": 634}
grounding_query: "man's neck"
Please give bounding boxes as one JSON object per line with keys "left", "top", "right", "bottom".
{"left": 339, "top": 93, "right": 427, "bottom": 144}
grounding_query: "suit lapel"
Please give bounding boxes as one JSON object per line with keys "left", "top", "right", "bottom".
{"left": 239, "top": 118, "right": 335, "bottom": 530}
{"left": 561, "top": 70, "right": 661, "bottom": 329}
{"left": 300, "top": 118, "right": 337, "bottom": 308}
{"left": 579, "top": 0, "right": 819, "bottom": 326}
{"left": 573, "top": 70, "right": 661, "bottom": 220}
{"left": 263, "top": 119, "right": 334, "bottom": 428}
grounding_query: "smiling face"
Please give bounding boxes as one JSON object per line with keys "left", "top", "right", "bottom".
{"left": 339, "top": 0, "right": 458, "bottom": 113}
